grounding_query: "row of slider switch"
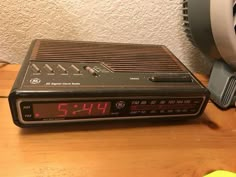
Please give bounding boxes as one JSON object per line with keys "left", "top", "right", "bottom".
{"left": 31, "top": 64, "right": 80, "bottom": 74}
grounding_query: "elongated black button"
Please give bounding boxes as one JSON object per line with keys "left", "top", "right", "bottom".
{"left": 149, "top": 75, "right": 192, "bottom": 82}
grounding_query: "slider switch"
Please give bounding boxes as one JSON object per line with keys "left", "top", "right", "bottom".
{"left": 31, "top": 64, "right": 41, "bottom": 73}
{"left": 71, "top": 64, "right": 80, "bottom": 73}
{"left": 84, "top": 66, "right": 98, "bottom": 76}
{"left": 44, "top": 64, "right": 54, "bottom": 73}
{"left": 58, "top": 64, "right": 67, "bottom": 73}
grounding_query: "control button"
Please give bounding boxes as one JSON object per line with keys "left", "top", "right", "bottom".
{"left": 44, "top": 64, "right": 54, "bottom": 73}
{"left": 84, "top": 66, "right": 99, "bottom": 76}
{"left": 57, "top": 64, "right": 67, "bottom": 73}
{"left": 31, "top": 64, "right": 41, "bottom": 73}
{"left": 71, "top": 64, "right": 80, "bottom": 73}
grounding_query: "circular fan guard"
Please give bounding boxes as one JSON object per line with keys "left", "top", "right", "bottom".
{"left": 182, "top": 0, "right": 236, "bottom": 68}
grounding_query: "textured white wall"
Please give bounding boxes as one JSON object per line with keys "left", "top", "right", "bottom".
{"left": 0, "top": 0, "right": 212, "bottom": 73}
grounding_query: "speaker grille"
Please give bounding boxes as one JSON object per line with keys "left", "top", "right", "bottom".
{"left": 31, "top": 40, "right": 186, "bottom": 73}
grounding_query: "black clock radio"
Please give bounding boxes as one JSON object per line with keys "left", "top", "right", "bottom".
{"left": 8, "top": 39, "right": 209, "bottom": 127}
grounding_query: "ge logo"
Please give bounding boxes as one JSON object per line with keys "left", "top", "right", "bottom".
{"left": 30, "top": 78, "right": 41, "bottom": 85}
{"left": 115, "top": 101, "right": 126, "bottom": 110}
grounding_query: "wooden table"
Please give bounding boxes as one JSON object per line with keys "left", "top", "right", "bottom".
{"left": 0, "top": 64, "right": 236, "bottom": 177}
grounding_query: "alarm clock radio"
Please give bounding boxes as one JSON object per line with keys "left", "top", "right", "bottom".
{"left": 9, "top": 39, "right": 209, "bottom": 127}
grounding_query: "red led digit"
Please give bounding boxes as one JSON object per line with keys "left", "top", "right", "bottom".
{"left": 57, "top": 103, "right": 68, "bottom": 117}
{"left": 82, "top": 103, "right": 93, "bottom": 115}
{"left": 97, "top": 102, "right": 108, "bottom": 114}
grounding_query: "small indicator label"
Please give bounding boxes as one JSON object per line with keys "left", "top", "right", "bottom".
{"left": 150, "top": 110, "right": 157, "bottom": 114}
{"left": 168, "top": 100, "right": 175, "bottom": 104}
{"left": 130, "top": 77, "right": 140, "bottom": 81}
{"left": 150, "top": 101, "right": 157, "bottom": 105}
{"left": 160, "top": 110, "right": 165, "bottom": 114}
{"left": 23, "top": 105, "right": 31, "bottom": 110}
{"left": 160, "top": 100, "right": 166, "bottom": 104}
{"left": 130, "top": 111, "right": 138, "bottom": 115}
{"left": 167, "top": 110, "right": 174, "bottom": 113}
{"left": 140, "top": 111, "right": 147, "bottom": 114}
{"left": 140, "top": 101, "right": 147, "bottom": 105}
{"left": 24, "top": 114, "right": 32, "bottom": 118}
{"left": 190, "top": 109, "right": 197, "bottom": 113}
{"left": 132, "top": 101, "right": 140, "bottom": 105}
{"left": 175, "top": 109, "right": 181, "bottom": 113}
{"left": 177, "top": 100, "right": 184, "bottom": 104}
{"left": 184, "top": 100, "right": 191, "bottom": 104}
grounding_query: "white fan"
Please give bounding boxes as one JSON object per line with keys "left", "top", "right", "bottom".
{"left": 183, "top": 0, "right": 236, "bottom": 109}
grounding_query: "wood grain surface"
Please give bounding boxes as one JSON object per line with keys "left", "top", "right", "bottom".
{"left": 0, "top": 64, "right": 236, "bottom": 177}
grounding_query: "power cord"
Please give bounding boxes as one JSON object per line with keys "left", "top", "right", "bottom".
{"left": 0, "top": 59, "right": 11, "bottom": 64}
{"left": 0, "top": 60, "right": 14, "bottom": 98}
{"left": 0, "top": 96, "right": 8, "bottom": 98}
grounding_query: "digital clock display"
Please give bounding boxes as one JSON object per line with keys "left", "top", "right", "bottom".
{"left": 32, "top": 102, "right": 111, "bottom": 119}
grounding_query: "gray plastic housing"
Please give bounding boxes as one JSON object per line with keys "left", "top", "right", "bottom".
{"left": 208, "top": 60, "right": 236, "bottom": 109}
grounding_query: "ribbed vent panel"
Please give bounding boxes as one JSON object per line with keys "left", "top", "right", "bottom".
{"left": 222, "top": 78, "right": 236, "bottom": 106}
{"left": 182, "top": 0, "right": 196, "bottom": 46}
{"left": 31, "top": 40, "right": 186, "bottom": 73}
